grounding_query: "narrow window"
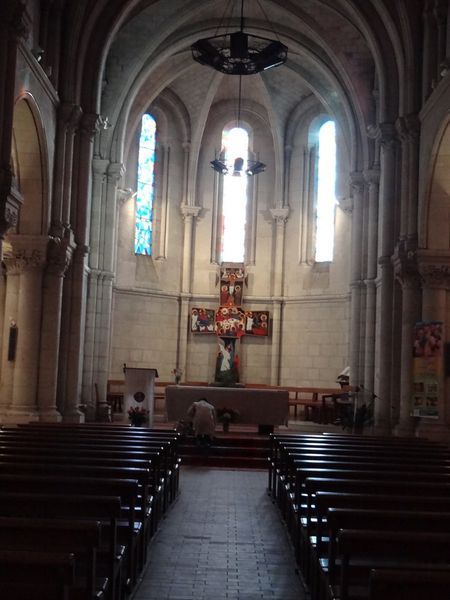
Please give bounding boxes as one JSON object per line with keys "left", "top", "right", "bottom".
{"left": 315, "top": 120, "right": 336, "bottom": 262}
{"left": 135, "top": 114, "right": 156, "bottom": 255}
{"left": 221, "top": 127, "right": 249, "bottom": 262}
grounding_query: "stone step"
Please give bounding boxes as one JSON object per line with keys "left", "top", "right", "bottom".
{"left": 181, "top": 454, "right": 268, "bottom": 469}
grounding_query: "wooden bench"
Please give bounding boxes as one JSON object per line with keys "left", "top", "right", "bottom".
{"left": 337, "top": 530, "right": 450, "bottom": 600}
{"left": 369, "top": 567, "right": 450, "bottom": 600}
{"left": 0, "top": 517, "right": 105, "bottom": 600}
{"left": 0, "top": 549, "right": 76, "bottom": 600}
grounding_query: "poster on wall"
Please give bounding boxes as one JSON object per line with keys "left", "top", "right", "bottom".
{"left": 191, "top": 308, "right": 215, "bottom": 333}
{"left": 411, "top": 321, "right": 443, "bottom": 418}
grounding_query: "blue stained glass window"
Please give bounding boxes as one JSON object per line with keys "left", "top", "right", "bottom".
{"left": 315, "top": 120, "right": 337, "bottom": 262}
{"left": 135, "top": 114, "right": 156, "bottom": 255}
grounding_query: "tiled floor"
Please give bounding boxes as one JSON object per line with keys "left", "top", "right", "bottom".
{"left": 133, "top": 467, "right": 307, "bottom": 600}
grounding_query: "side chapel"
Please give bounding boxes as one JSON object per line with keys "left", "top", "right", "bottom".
{"left": 0, "top": 0, "right": 449, "bottom": 439}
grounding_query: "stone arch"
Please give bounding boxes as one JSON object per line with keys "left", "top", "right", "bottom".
{"left": 10, "top": 95, "right": 48, "bottom": 236}
{"left": 423, "top": 118, "right": 450, "bottom": 251}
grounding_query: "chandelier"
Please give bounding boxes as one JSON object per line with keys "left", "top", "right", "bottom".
{"left": 191, "top": 0, "right": 287, "bottom": 76}
{"left": 192, "top": 0, "right": 287, "bottom": 176}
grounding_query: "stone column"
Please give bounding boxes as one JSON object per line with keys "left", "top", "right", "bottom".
{"left": 375, "top": 124, "right": 397, "bottom": 433}
{"left": 393, "top": 248, "right": 422, "bottom": 436}
{"left": 363, "top": 169, "right": 380, "bottom": 393}
{"left": 93, "top": 162, "right": 124, "bottom": 420}
{"left": 37, "top": 236, "right": 74, "bottom": 421}
{"left": 422, "top": 0, "right": 437, "bottom": 101}
{"left": 50, "top": 103, "right": 83, "bottom": 238}
{"left": 0, "top": 1, "right": 28, "bottom": 240}
{"left": 62, "top": 113, "right": 102, "bottom": 422}
{"left": 0, "top": 258, "right": 20, "bottom": 416}
{"left": 417, "top": 251, "right": 450, "bottom": 437}
{"left": 5, "top": 236, "right": 48, "bottom": 422}
{"left": 349, "top": 172, "right": 364, "bottom": 387}
{"left": 269, "top": 207, "right": 289, "bottom": 384}
{"left": 178, "top": 205, "right": 201, "bottom": 374}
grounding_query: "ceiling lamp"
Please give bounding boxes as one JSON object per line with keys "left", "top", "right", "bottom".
{"left": 191, "top": 0, "right": 287, "bottom": 76}
{"left": 210, "top": 157, "right": 266, "bottom": 177}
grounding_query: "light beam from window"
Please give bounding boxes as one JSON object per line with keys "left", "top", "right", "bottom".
{"left": 315, "top": 120, "right": 337, "bottom": 262}
{"left": 221, "top": 127, "right": 248, "bottom": 263}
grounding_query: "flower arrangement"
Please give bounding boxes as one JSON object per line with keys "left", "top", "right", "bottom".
{"left": 172, "top": 367, "right": 183, "bottom": 384}
{"left": 128, "top": 405, "right": 148, "bottom": 426}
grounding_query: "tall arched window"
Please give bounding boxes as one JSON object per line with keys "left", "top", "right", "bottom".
{"left": 135, "top": 113, "right": 156, "bottom": 255}
{"left": 220, "top": 126, "right": 249, "bottom": 263}
{"left": 315, "top": 120, "right": 337, "bottom": 262}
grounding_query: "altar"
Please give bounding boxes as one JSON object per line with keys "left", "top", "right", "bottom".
{"left": 165, "top": 385, "right": 289, "bottom": 427}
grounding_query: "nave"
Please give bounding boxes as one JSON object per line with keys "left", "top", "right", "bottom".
{"left": 133, "top": 468, "right": 306, "bottom": 600}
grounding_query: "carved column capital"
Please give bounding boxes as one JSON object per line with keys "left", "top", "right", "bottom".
{"left": 363, "top": 168, "right": 380, "bottom": 186}
{"left": 417, "top": 250, "right": 450, "bottom": 289}
{"left": 79, "top": 113, "right": 103, "bottom": 140}
{"left": 58, "top": 103, "right": 83, "bottom": 132}
{"left": 4, "top": 234, "right": 48, "bottom": 273}
{"left": 270, "top": 207, "right": 289, "bottom": 225}
{"left": 350, "top": 171, "right": 365, "bottom": 195}
{"left": 107, "top": 162, "right": 125, "bottom": 183}
{"left": 46, "top": 235, "right": 75, "bottom": 276}
{"left": 180, "top": 204, "right": 201, "bottom": 222}
{"left": 392, "top": 240, "right": 422, "bottom": 289}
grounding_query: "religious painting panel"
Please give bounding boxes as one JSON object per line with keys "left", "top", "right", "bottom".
{"left": 411, "top": 320, "right": 443, "bottom": 418}
{"left": 191, "top": 308, "right": 215, "bottom": 333}
{"left": 215, "top": 306, "right": 245, "bottom": 338}
{"left": 215, "top": 337, "right": 240, "bottom": 385}
{"left": 244, "top": 310, "right": 269, "bottom": 336}
{"left": 220, "top": 266, "right": 245, "bottom": 306}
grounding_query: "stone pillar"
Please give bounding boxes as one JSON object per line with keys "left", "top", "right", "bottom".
{"left": 0, "top": 1, "right": 28, "bottom": 240}
{"left": 92, "top": 162, "right": 124, "bottom": 420}
{"left": 4, "top": 236, "right": 48, "bottom": 422}
{"left": 50, "top": 103, "right": 83, "bottom": 238}
{"left": 61, "top": 113, "right": 102, "bottom": 422}
{"left": 349, "top": 172, "right": 364, "bottom": 386}
{"left": 422, "top": 0, "right": 437, "bottom": 101}
{"left": 393, "top": 247, "right": 422, "bottom": 436}
{"left": 375, "top": 124, "right": 397, "bottom": 433}
{"left": 0, "top": 258, "right": 20, "bottom": 416}
{"left": 416, "top": 251, "right": 450, "bottom": 437}
{"left": 363, "top": 169, "right": 380, "bottom": 393}
{"left": 178, "top": 205, "right": 201, "bottom": 374}
{"left": 269, "top": 207, "right": 289, "bottom": 384}
{"left": 37, "top": 236, "right": 74, "bottom": 421}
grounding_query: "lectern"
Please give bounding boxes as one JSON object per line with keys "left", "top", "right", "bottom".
{"left": 123, "top": 366, "right": 159, "bottom": 426}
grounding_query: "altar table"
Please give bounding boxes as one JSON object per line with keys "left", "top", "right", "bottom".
{"left": 165, "top": 385, "right": 289, "bottom": 426}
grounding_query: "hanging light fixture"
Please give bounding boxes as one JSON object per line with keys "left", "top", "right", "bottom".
{"left": 194, "top": 0, "right": 287, "bottom": 176}
{"left": 192, "top": 0, "right": 287, "bottom": 75}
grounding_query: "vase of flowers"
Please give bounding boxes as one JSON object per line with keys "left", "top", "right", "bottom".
{"left": 216, "top": 407, "right": 240, "bottom": 433}
{"left": 128, "top": 406, "right": 149, "bottom": 427}
{"left": 172, "top": 367, "right": 183, "bottom": 384}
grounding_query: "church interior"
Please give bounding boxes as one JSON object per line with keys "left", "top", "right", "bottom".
{"left": 1, "top": 1, "right": 450, "bottom": 598}
{"left": 1, "top": 0, "right": 449, "bottom": 438}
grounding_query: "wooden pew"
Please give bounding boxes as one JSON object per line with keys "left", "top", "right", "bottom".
{"left": 0, "top": 492, "right": 122, "bottom": 599}
{"left": 0, "top": 474, "right": 139, "bottom": 590}
{"left": 319, "top": 509, "right": 450, "bottom": 600}
{"left": 0, "top": 549, "right": 76, "bottom": 600}
{"left": 0, "top": 517, "right": 105, "bottom": 600}
{"left": 369, "top": 567, "right": 450, "bottom": 600}
{"left": 337, "top": 530, "right": 450, "bottom": 600}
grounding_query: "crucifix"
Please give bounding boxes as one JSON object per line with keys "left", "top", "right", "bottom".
{"left": 190, "top": 264, "right": 270, "bottom": 385}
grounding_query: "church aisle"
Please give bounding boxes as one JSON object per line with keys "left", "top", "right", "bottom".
{"left": 133, "top": 467, "right": 307, "bottom": 600}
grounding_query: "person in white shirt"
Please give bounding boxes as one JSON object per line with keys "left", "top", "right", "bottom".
{"left": 187, "top": 398, "right": 216, "bottom": 446}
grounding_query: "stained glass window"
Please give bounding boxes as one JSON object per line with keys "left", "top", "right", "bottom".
{"left": 135, "top": 113, "right": 156, "bottom": 255}
{"left": 315, "top": 120, "right": 337, "bottom": 262}
{"left": 221, "top": 127, "right": 249, "bottom": 263}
